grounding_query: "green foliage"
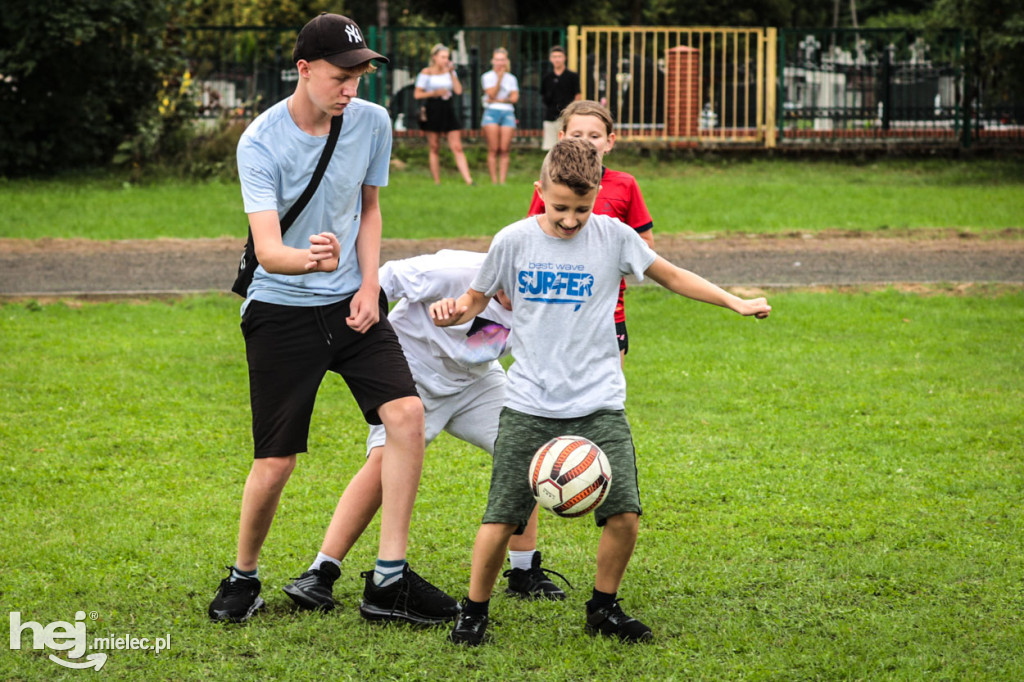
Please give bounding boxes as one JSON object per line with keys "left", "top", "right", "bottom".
{"left": 1, "top": 289, "right": 1022, "bottom": 679}
{"left": 0, "top": 0, "right": 184, "bottom": 177}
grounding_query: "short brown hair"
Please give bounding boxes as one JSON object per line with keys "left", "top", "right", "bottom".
{"left": 540, "top": 137, "right": 602, "bottom": 195}
{"left": 558, "top": 100, "right": 614, "bottom": 136}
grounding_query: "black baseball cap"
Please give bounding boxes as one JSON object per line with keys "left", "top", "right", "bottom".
{"left": 293, "top": 13, "right": 389, "bottom": 68}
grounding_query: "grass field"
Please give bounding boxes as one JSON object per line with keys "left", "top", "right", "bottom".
{"left": 1, "top": 155, "right": 1022, "bottom": 240}
{"left": 2, "top": 287, "right": 1022, "bottom": 680}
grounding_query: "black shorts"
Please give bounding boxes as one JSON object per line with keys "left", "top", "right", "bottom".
{"left": 241, "top": 292, "right": 419, "bottom": 459}
{"left": 616, "top": 320, "right": 629, "bottom": 354}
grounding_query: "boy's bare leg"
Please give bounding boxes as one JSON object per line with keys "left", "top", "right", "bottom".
{"left": 235, "top": 454, "right": 297, "bottom": 571}
{"left": 506, "top": 505, "right": 539, "bottom": 552}
{"left": 469, "top": 523, "right": 518, "bottom": 601}
{"left": 319, "top": 447, "right": 384, "bottom": 561}
{"left": 375, "top": 396, "right": 425, "bottom": 561}
{"left": 594, "top": 512, "right": 639, "bottom": 594}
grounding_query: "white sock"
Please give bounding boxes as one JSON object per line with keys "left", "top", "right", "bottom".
{"left": 509, "top": 550, "right": 536, "bottom": 571}
{"left": 308, "top": 552, "right": 341, "bottom": 573}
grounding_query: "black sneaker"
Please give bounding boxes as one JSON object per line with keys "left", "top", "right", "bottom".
{"left": 449, "top": 601, "right": 489, "bottom": 646}
{"left": 358, "top": 564, "right": 460, "bottom": 625}
{"left": 503, "top": 551, "right": 570, "bottom": 600}
{"left": 585, "top": 600, "right": 653, "bottom": 643}
{"left": 282, "top": 561, "right": 341, "bottom": 611}
{"left": 208, "top": 567, "right": 265, "bottom": 623}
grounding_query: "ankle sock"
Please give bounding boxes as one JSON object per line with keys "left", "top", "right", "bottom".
{"left": 463, "top": 597, "right": 490, "bottom": 616}
{"left": 309, "top": 552, "right": 341, "bottom": 573}
{"left": 508, "top": 550, "right": 536, "bottom": 571}
{"left": 372, "top": 558, "right": 406, "bottom": 587}
{"left": 587, "top": 588, "right": 616, "bottom": 612}
{"left": 230, "top": 565, "right": 258, "bottom": 582}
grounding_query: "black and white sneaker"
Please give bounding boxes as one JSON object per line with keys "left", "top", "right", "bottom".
{"left": 358, "top": 564, "right": 460, "bottom": 625}
{"left": 503, "top": 551, "right": 570, "bottom": 600}
{"left": 585, "top": 599, "right": 653, "bottom": 643}
{"left": 208, "top": 568, "right": 265, "bottom": 623}
{"left": 449, "top": 602, "right": 489, "bottom": 646}
{"left": 282, "top": 562, "right": 341, "bottom": 611}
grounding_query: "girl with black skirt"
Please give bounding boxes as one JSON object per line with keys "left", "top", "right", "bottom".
{"left": 414, "top": 44, "right": 474, "bottom": 185}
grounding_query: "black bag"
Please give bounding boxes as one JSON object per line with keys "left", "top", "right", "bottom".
{"left": 231, "top": 113, "right": 344, "bottom": 297}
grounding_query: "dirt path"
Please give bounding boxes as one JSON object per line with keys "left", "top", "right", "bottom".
{"left": 1, "top": 231, "right": 1022, "bottom": 298}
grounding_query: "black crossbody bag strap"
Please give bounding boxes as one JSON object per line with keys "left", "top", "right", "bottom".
{"left": 231, "top": 113, "right": 343, "bottom": 297}
{"left": 278, "top": 112, "right": 343, "bottom": 232}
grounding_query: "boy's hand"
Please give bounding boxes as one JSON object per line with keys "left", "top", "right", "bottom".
{"left": 347, "top": 286, "right": 380, "bottom": 333}
{"left": 736, "top": 297, "right": 771, "bottom": 319}
{"left": 429, "top": 297, "right": 468, "bottom": 327}
{"left": 305, "top": 232, "right": 340, "bottom": 272}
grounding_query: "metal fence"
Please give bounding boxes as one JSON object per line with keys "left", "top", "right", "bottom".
{"left": 570, "top": 26, "right": 777, "bottom": 145}
{"left": 182, "top": 25, "right": 564, "bottom": 136}
{"left": 369, "top": 25, "right": 565, "bottom": 136}
{"left": 778, "top": 28, "right": 966, "bottom": 144}
{"left": 182, "top": 24, "right": 1021, "bottom": 148}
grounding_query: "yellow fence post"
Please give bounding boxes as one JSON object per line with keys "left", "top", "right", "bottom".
{"left": 765, "top": 27, "right": 778, "bottom": 149}
{"left": 567, "top": 25, "right": 579, "bottom": 74}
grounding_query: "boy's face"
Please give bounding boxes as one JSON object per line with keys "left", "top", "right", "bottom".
{"left": 299, "top": 59, "right": 364, "bottom": 115}
{"left": 549, "top": 50, "right": 566, "bottom": 71}
{"left": 559, "top": 114, "right": 615, "bottom": 161}
{"left": 534, "top": 180, "right": 599, "bottom": 240}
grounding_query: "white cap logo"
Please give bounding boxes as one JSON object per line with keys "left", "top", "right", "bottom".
{"left": 345, "top": 25, "right": 362, "bottom": 44}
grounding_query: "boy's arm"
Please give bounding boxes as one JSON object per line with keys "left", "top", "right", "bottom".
{"left": 645, "top": 256, "right": 771, "bottom": 318}
{"left": 347, "top": 185, "right": 383, "bottom": 333}
{"left": 429, "top": 288, "right": 491, "bottom": 327}
{"left": 250, "top": 210, "right": 340, "bottom": 275}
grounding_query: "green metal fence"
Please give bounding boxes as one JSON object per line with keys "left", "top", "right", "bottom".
{"left": 183, "top": 25, "right": 564, "bottom": 137}
{"left": 369, "top": 26, "right": 565, "bottom": 135}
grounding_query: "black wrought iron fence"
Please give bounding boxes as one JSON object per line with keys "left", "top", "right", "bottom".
{"left": 778, "top": 28, "right": 967, "bottom": 144}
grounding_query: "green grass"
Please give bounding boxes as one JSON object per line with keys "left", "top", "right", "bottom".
{"left": 1, "top": 287, "right": 1022, "bottom": 680}
{"left": 1, "top": 156, "right": 1022, "bottom": 240}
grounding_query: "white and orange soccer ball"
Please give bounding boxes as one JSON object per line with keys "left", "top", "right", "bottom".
{"left": 529, "top": 436, "right": 612, "bottom": 517}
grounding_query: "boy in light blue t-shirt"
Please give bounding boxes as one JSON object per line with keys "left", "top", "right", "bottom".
{"left": 209, "top": 13, "right": 457, "bottom": 627}
{"left": 431, "top": 138, "right": 771, "bottom": 646}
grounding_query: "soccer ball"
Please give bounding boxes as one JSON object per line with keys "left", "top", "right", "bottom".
{"left": 529, "top": 436, "right": 612, "bottom": 517}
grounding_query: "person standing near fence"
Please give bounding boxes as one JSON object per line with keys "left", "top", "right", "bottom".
{"left": 481, "top": 47, "right": 519, "bottom": 185}
{"left": 414, "top": 44, "right": 473, "bottom": 186}
{"left": 540, "top": 46, "right": 580, "bottom": 151}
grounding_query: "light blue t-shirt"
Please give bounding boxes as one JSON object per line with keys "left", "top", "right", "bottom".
{"left": 237, "top": 97, "right": 392, "bottom": 311}
{"left": 471, "top": 214, "right": 657, "bottom": 418}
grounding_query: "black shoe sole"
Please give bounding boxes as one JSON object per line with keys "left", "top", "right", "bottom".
{"left": 209, "top": 596, "right": 265, "bottom": 623}
{"left": 504, "top": 586, "right": 567, "bottom": 601}
{"left": 359, "top": 601, "right": 458, "bottom": 626}
{"left": 282, "top": 584, "right": 335, "bottom": 612}
{"left": 584, "top": 623, "right": 653, "bottom": 643}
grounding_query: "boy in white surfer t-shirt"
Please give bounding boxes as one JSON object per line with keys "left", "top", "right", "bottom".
{"left": 430, "top": 138, "right": 771, "bottom": 646}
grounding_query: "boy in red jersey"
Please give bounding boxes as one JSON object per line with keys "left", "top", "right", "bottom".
{"left": 527, "top": 100, "right": 653, "bottom": 362}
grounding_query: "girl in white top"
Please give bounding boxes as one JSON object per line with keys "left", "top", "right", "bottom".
{"left": 480, "top": 47, "right": 519, "bottom": 185}
{"left": 414, "top": 44, "right": 473, "bottom": 185}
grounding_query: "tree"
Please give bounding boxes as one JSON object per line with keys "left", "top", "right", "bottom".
{"left": 0, "top": 0, "right": 181, "bottom": 176}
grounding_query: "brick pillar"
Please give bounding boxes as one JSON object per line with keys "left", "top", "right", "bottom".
{"left": 666, "top": 46, "right": 700, "bottom": 137}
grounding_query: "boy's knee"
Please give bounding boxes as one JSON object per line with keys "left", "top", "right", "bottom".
{"left": 604, "top": 512, "right": 639, "bottom": 535}
{"left": 251, "top": 454, "right": 296, "bottom": 486}
{"left": 377, "top": 396, "right": 424, "bottom": 442}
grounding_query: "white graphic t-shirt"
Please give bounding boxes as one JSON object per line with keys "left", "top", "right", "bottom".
{"left": 472, "top": 214, "right": 657, "bottom": 418}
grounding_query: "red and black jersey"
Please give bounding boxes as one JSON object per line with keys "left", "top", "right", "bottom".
{"left": 528, "top": 167, "right": 653, "bottom": 323}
